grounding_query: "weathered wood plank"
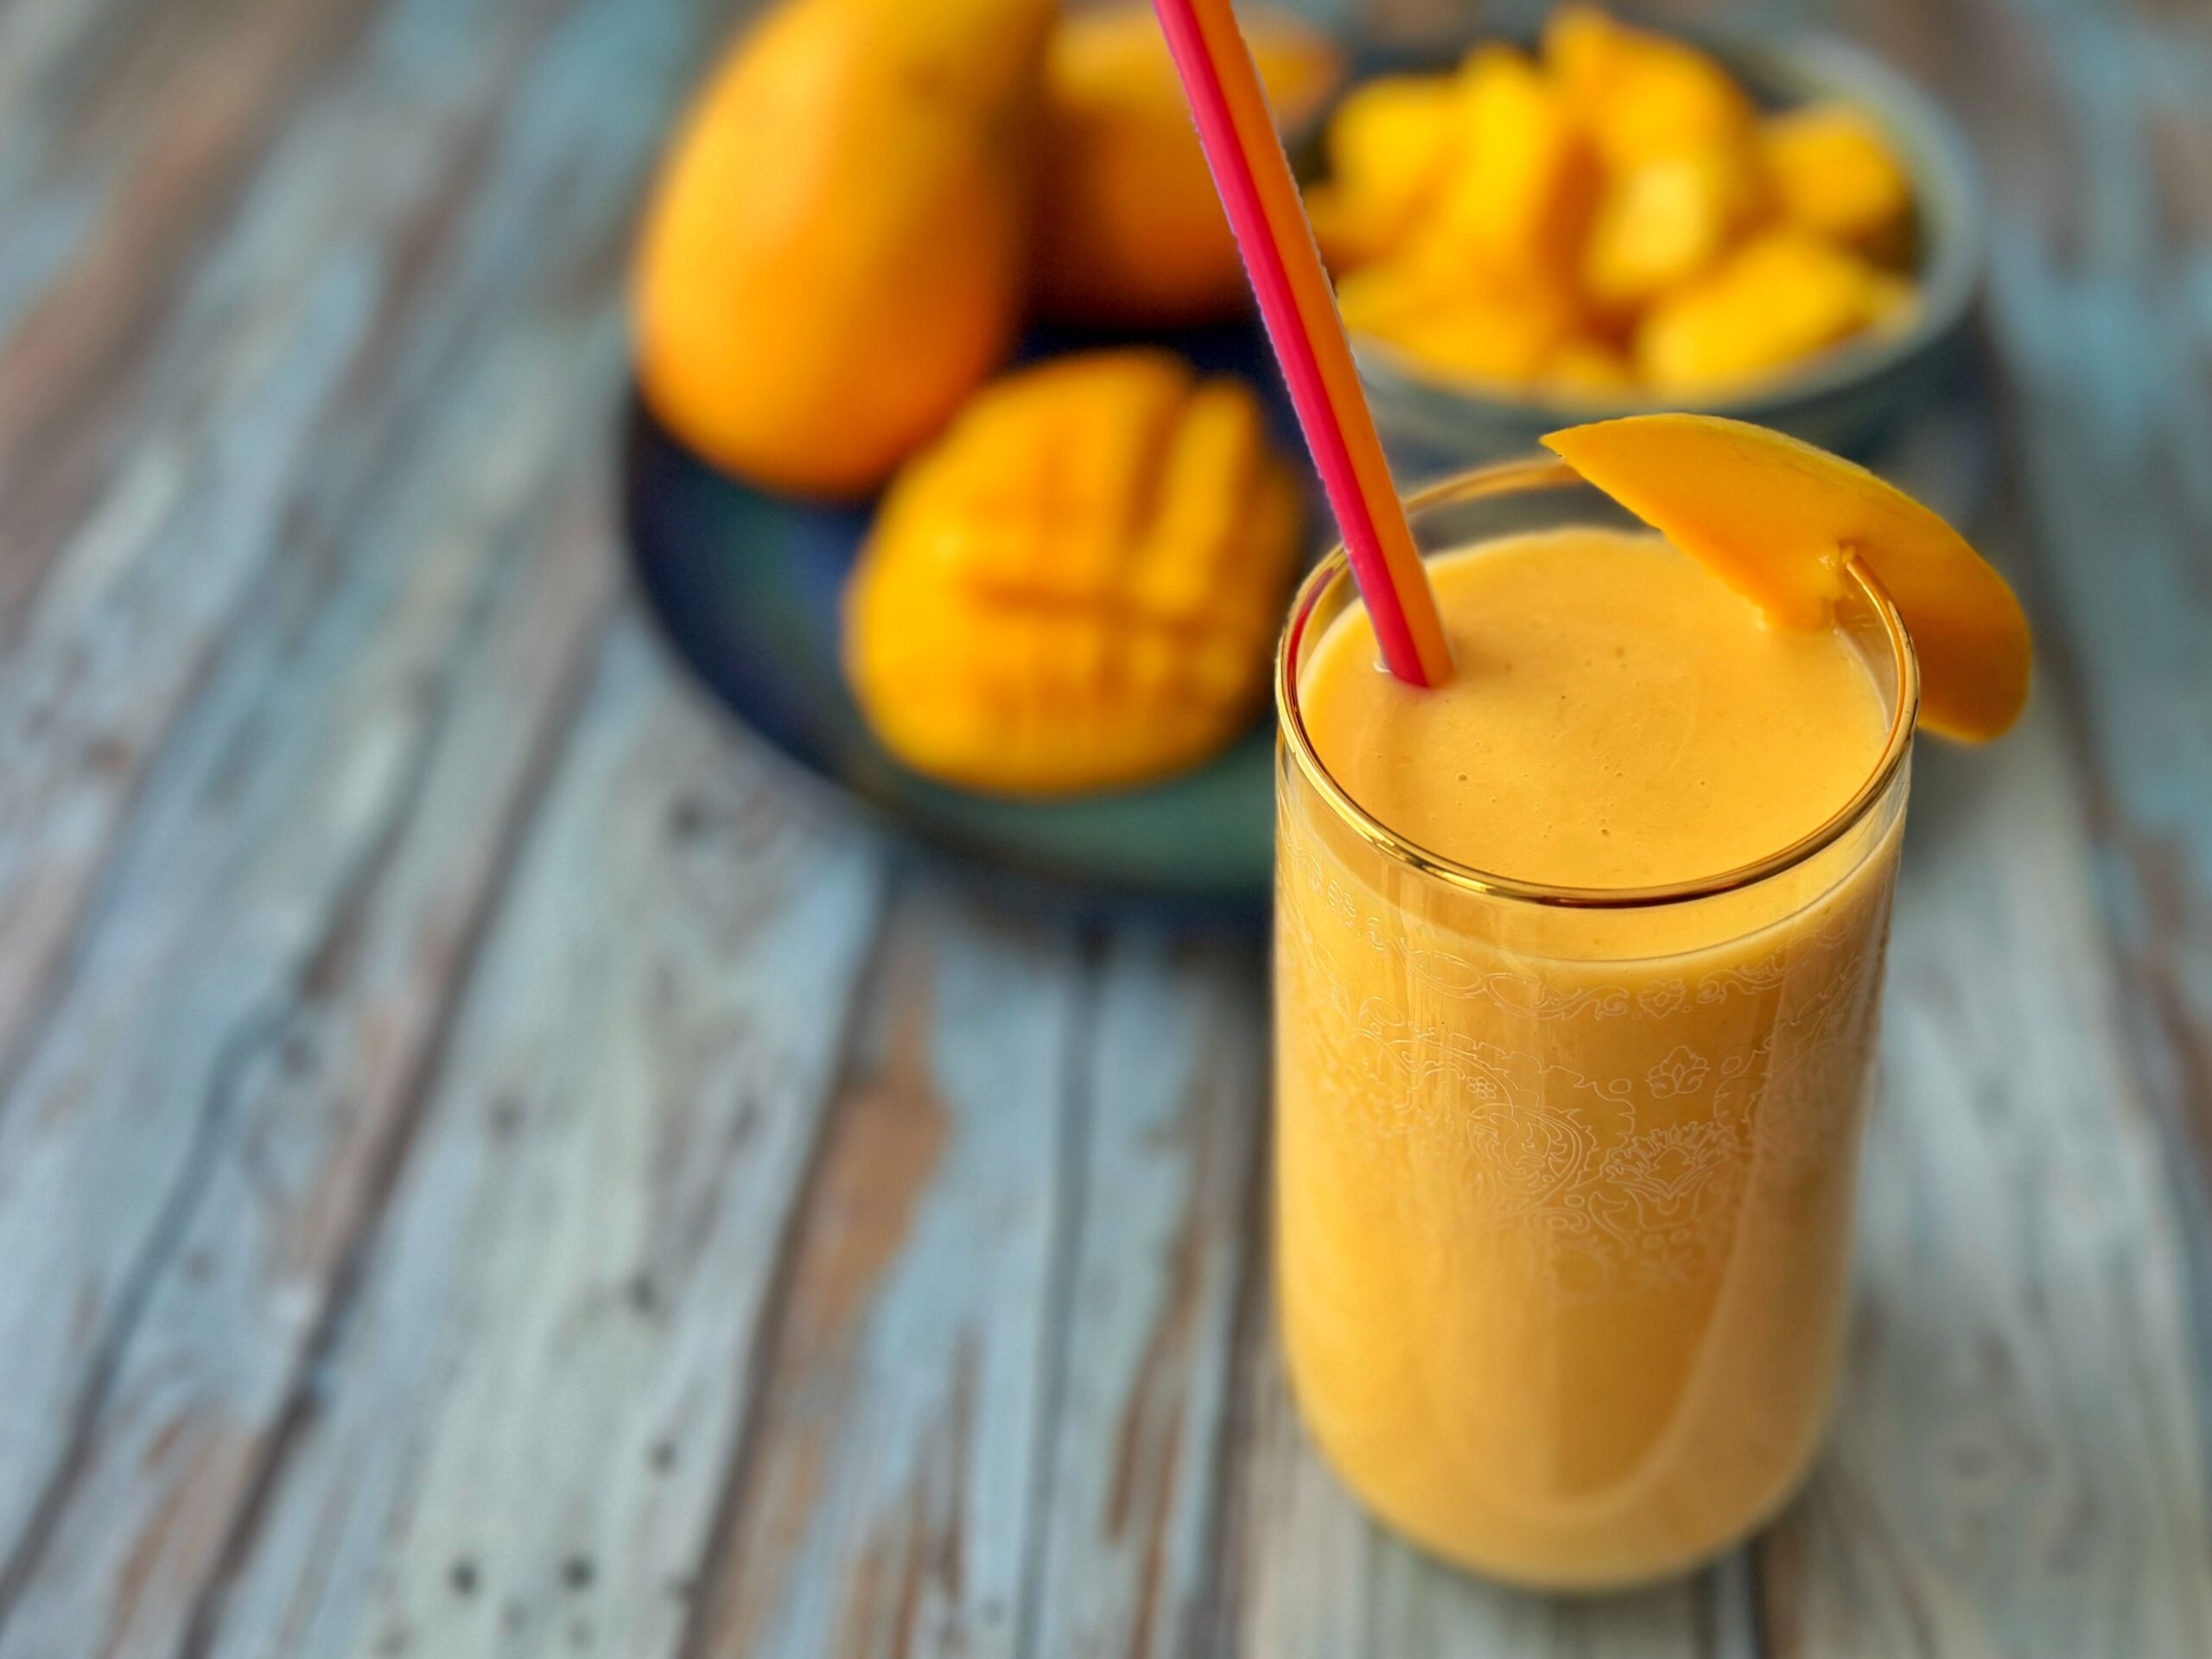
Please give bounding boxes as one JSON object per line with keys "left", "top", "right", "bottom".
{"left": 0, "top": 406, "right": 613, "bottom": 1657}
{"left": 1748, "top": 0, "right": 2212, "bottom": 1653}
{"left": 1974, "top": 0, "right": 2212, "bottom": 1173}
{"left": 0, "top": 320, "right": 601, "bottom": 1599}
{"left": 0, "top": 0, "right": 384, "bottom": 620}
{"left": 1759, "top": 706, "right": 2212, "bottom": 1656}
{"left": 1025, "top": 936, "right": 1268, "bottom": 1659}
{"left": 682, "top": 888, "right": 1088, "bottom": 1659}
{"left": 0, "top": 0, "right": 754, "bottom": 1644}
{"left": 0, "top": 0, "right": 414, "bottom": 1081}
{"left": 0, "top": 0, "right": 695, "bottom": 1093}
{"left": 189, "top": 619, "right": 886, "bottom": 1659}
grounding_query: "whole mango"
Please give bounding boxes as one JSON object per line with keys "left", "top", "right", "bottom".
{"left": 843, "top": 351, "right": 1304, "bottom": 796}
{"left": 633, "top": 0, "right": 1052, "bottom": 499}
{"left": 1034, "top": 4, "right": 1342, "bottom": 327}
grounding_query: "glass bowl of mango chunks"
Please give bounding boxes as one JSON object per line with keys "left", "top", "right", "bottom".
{"left": 1307, "top": 6, "right": 1983, "bottom": 472}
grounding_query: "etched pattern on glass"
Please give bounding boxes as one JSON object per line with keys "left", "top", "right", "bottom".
{"left": 1276, "top": 818, "right": 1895, "bottom": 1300}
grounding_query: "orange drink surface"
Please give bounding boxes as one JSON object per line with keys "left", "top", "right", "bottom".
{"left": 1274, "top": 480, "right": 1914, "bottom": 1588}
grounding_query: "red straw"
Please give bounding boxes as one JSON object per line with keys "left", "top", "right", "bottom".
{"left": 1152, "top": 0, "right": 1452, "bottom": 687}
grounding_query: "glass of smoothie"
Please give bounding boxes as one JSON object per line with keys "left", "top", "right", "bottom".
{"left": 1274, "top": 454, "right": 1918, "bottom": 1589}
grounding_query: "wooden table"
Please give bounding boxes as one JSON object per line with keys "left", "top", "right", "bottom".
{"left": 0, "top": 0, "right": 2207, "bottom": 1653}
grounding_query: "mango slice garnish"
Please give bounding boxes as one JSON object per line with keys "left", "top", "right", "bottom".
{"left": 1543, "top": 414, "right": 2031, "bottom": 741}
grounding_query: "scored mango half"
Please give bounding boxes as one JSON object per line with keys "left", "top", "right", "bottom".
{"left": 843, "top": 351, "right": 1304, "bottom": 796}
{"left": 1542, "top": 414, "right": 2031, "bottom": 741}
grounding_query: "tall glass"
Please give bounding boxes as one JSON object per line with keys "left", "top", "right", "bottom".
{"left": 1273, "top": 459, "right": 1916, "bottom": 1590}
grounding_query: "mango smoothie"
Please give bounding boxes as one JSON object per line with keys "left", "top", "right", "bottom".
{"left": 1274, "top": 505, "right": 1914, "bottom": 1587}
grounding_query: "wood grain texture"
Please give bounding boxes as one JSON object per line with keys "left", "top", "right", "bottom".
{"left": 0, "top": 0, "right": 2201, "bottom": 1652}
{"left": 683, "top": 888, "right": 1088, "bottom": 1659}
{"left": 1760, "top": 711, "right": 2212, "bottom": 1658}
{"left": 197, "top": 620, "right": 886, "bottom": 1659}
{"left": 1024, "top": 938, "right": 1268, "bottom": 1659}
{"left": 1751, "top": 0, "right": 2212, "bottom": 1653}
{"left": 1972, "top": 0, "right": 2212, "bottom": 1184}
{"left": 684, "top": 920, "right": 1272, "bottom": 1659}
{"left": 0, "top": 0, "right": 751, "bottom": 1649}
{"left": 0, "top": 312, "right": 591, "bottom": 1550}
{"left": 0, "top": 378, "right": 613, "bottom": 1659}
{"left": 0, "top": 0, "right": 730, "bottom": 1093}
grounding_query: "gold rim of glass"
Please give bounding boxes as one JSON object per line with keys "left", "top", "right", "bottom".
{"left": 1274, "top": 456, "right": 1923, "bottom": 911}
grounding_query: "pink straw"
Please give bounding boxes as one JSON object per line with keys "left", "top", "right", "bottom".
{"left": 1151, "top": 0, "right": 1452, "bottom": 687}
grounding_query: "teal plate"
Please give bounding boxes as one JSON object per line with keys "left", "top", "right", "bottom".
{"left": 621, "top": 321, "right": 1311, "bottom": 930}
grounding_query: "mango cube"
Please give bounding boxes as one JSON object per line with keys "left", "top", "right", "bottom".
{"left": 1428, "top": 46, "right": 1599, "bottom": 284}
{"left": 1543, "top": 5, "right": 1751, "bottom": 169}
{"left": 1635, "top": 232, "right": 1891, "bottom": 394}
{"left": 1332, "top": 240, "right": 1468, "bottom": 337}
{"left": 1581, "top": 141, "right": 1764, "bottom": 311}
{"left": 1311, "top": 9, "right": 1923, "bottom": 401}
{"left": 1321, "top": 74, "right": 1465, "bottom": 262}
{"left": 1344, "top": 250, "right": 1579, "bottom": 388}
{"left": 1761, "top": 102, "right": 1914, "bottom": 257}
{"left": 1306, "top": 182, "right": 1402, "bottom": 272}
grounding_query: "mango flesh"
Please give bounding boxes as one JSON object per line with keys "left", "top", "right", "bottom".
{"left": 1763, "top": 101, "right": 1914, "bottom": 257}
{"left": 1034, "top": 4, "right": 1342, "bottom": 326}
{"left": 1544, "top": 334, "right": 1636, "bottom": 397}
{"left": 1635, "top": 232, "right": 1894, "bottom": 394}
{"left": 843, "top": 351, "right": 1304, "bottom": 795}
{"left": 1310, "top": 7, "right": 1921, "bottom": 403}
{"left": 1544, "top": 4, "right": 1752, "bottom": 168}
{"left": 1581, "top": 142, "right": 1762, "bottom": 313}
{"left": 1306, "top": 181, "right": 1400, "bottom": 273}
{"left": 1319, "top": 74, "right": 1465, "bottom": 257}
{"left": 1341, "top": 250, "right": 1579, "bottom": 387}
{"left": 1427, "top": 47, "right": 1599, "bottom": 287}
{"left": 1329, "top": 48, "right": 1596, "bottom": 391}
{"left": 1542, "top": 414, "right": 2031, "bottom": 741}
{"left": 633, "top": 0, "right": 1052, "bottom": 499}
